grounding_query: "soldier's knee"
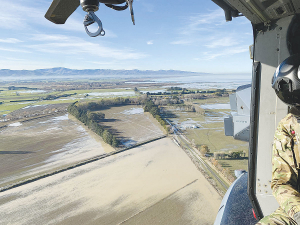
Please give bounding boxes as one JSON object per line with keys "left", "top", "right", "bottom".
{"left": 256, "top": 208, "right": 297, "bottom": 225}
{"left": 256, "top": 216, "right": 272, "bottom": 225}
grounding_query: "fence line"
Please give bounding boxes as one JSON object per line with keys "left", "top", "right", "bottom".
{"left": 0, "top": 135, "right": 167, "bottom": 193}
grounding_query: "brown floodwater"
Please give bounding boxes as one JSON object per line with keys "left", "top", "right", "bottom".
{"left": 0, "top": 138, "right": 221, "bottom": 225}
{"left": 0, "top": 113, "right": 113, "bottom": 187}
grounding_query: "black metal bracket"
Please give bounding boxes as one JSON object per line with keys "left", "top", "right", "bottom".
{"left": 247, "top": 60, "right": 264, "bottom": 220}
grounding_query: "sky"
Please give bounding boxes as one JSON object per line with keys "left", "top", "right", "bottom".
{"left": 0, "top": 0, "right": 253, "bottom": 73}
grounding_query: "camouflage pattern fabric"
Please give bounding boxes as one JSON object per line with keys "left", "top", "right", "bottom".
{"left": 257, "top": 114, "right": 300, "bottom": 225}
{"left": 257, "top": 207, "right": 297, "bottom": 225}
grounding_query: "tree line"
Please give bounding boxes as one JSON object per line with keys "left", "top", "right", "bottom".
{"left": 144, "top": 99, "right": 167, "bottom": 130}
{"left": 147, "top": 87, "right": 230, "bottom": 96}
{"left": 78, "top": 96, "right": 147, "bottom": 111}
{"left": 68, "top": 96, "right": 168, "bottom": 148}
{"left": 68, "top": 96, "right": 148, "bottom": 148}
{"left": 43, "top": 93, "right": 77, "bottom": 100}
{"left": 68, "top": 102, "right": 119, "bottom": 147}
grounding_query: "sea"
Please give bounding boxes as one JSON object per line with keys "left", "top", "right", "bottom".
{"left": 128, "top": 73, "right": 252, "bottom": 90}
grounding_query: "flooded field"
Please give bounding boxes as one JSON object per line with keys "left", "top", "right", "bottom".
{"left": 0, "top": 138, "right": 221, "bottom": 225}
{"left": 200, "top": 103, "right": 231, "bottom": 110}
{"left": 86, "top": 91, "right": 136, "bottom": 97}
{"left": 0, "top": 113, "right": 113, "bottom": 187}
{"left": 0, "top": 81, "right": 243, "bottom": 224}
{"left": 100, "top": 105, "right": 165, "bottom": 147}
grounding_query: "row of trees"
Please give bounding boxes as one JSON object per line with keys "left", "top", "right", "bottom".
{"left": 87, "top": 111, "right": 105, "bottom": 121}
{"left": 8, "top": 86, "right": 34, "bottom": 90}
{"left": 148, "top": 87, "right": 230, "bottom": 96}
{"left": 68, "top": 96, "right": 169, "bottom": 147}
{"left": 144, "top": 99, "right": 167, "bottom": 130}
{"left": 43, "top": 93, "right": 76, "bottom": 100}
{"left": 68, "top": 102, "right": 119, "bottom": 147}
{"left": 146, "top": 89, "right": 197, "bottom": 95}
{"left": 197, "top": 144, "right": 246, "bottom": 182}
{"left": 214, "top": 151, "right": 246, "bottom": 159}
{"left": 145, "top": 90, "right": 231, "bottom": 107}
{"left": 197, "top": 144, "right": 246, "bottom": 160}
{"left": 210, "top": 157, "right": 235, "bottom": 183}
{"left": 78, "top": 96, "right": 147, "bottom": 112}
{"left": 153, "top": 97, "right": 182, "bottom": 106}
{"left": 192, "top": 143, "right": 236, "bottom": 183}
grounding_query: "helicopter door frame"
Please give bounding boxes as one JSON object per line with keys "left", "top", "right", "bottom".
{"left": 248, "top": 15, "right": 299, "bottom": 220}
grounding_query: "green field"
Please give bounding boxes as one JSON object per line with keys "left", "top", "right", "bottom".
{"left": 164, "top": 96, "right": 249, "bottom": 175}
{"left": 0, "top": 86, "right": 138, "bottom": 115}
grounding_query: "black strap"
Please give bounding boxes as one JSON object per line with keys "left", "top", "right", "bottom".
{"left": 298, "top": 168, "right": 300, "bottom": 192}
{"left": 105, "top": 2, "right": 128, "bottom": 11}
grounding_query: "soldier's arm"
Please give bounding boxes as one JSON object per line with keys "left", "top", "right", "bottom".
{"left": 271, "top": 125, "right": 300, "bottom": 219}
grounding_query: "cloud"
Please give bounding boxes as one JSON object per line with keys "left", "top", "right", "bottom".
{"left": 170, "top": 7, "right": 252, "bottom": 66}
{"left": 205, "top": 36, "right": 238, "bottom": 48}
{"left": 0, "top": 56, "right": 25, "bottom": 61}
{"left": 0, "top": 1, "right": 109, "bottom": 36}
{"left": 30, "top": 34, "right": 70, "bottom": 41}
{"left": 0, "top": 58, "right": 57, "bottom": 70}
{"left": 0, "top": 2, "right": 45, "bottom": 30}
{"left": 195, "top": 46, "right": 249, "bottom": 60}
{"left": 170, "top": 39, "right": 192, "bottom": 45}
{"left": 190, "top": 9, "right": 224, "bottom": 24}
{"left": 170, "top": 9, "right": 227, "bottom": 46}
{"left": 147, "top": 40, "right": 153, "bottom": 45}
{"left": 27, "top": 34, "right": 147, "bottom": 60}
{"left": 88, "top": 61, "right": 116, "bottom": 65}
{"left": 183, "top": 9, "right": 225, "bottom": 34}
{"left": 0, "top": 38, "right": 23, "bottom": 43}
{"left": 0, "top": 47, "right": 31, "bottom": 53}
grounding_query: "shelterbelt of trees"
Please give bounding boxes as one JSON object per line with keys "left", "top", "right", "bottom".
{"left": 145, "top": 87, "right": 230, "bottom": 96}
{"left": 68, "top": 97, "right": 141, "bottom": 148}
{"left": 144, "top": 99, "right": 167, "bottom": 130}
{"left": 68, "top": 102, "right": 119, "bottom": 147}
{"left": 68, "top": 96, "right": 169, "bottom": 148}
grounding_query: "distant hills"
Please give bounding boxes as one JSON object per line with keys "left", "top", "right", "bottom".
{"left": 0, "top": 67, "right": 204, "bottom": 77}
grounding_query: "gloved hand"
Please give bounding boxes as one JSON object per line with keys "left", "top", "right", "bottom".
{"left": 294, "top": 212, "right": 300, "bottom": 224}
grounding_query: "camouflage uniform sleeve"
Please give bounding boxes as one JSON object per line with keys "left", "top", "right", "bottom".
{"left": 271, "top": 114, "right": 300, "bottom": 218}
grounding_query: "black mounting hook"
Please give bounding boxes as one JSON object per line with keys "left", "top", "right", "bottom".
{"left": 80, "top": 0, "right": 105, "bottom": 37}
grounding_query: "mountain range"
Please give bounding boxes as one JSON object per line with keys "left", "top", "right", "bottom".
{"left": 0, "top": 67, "right": 204, "bottom": 77}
